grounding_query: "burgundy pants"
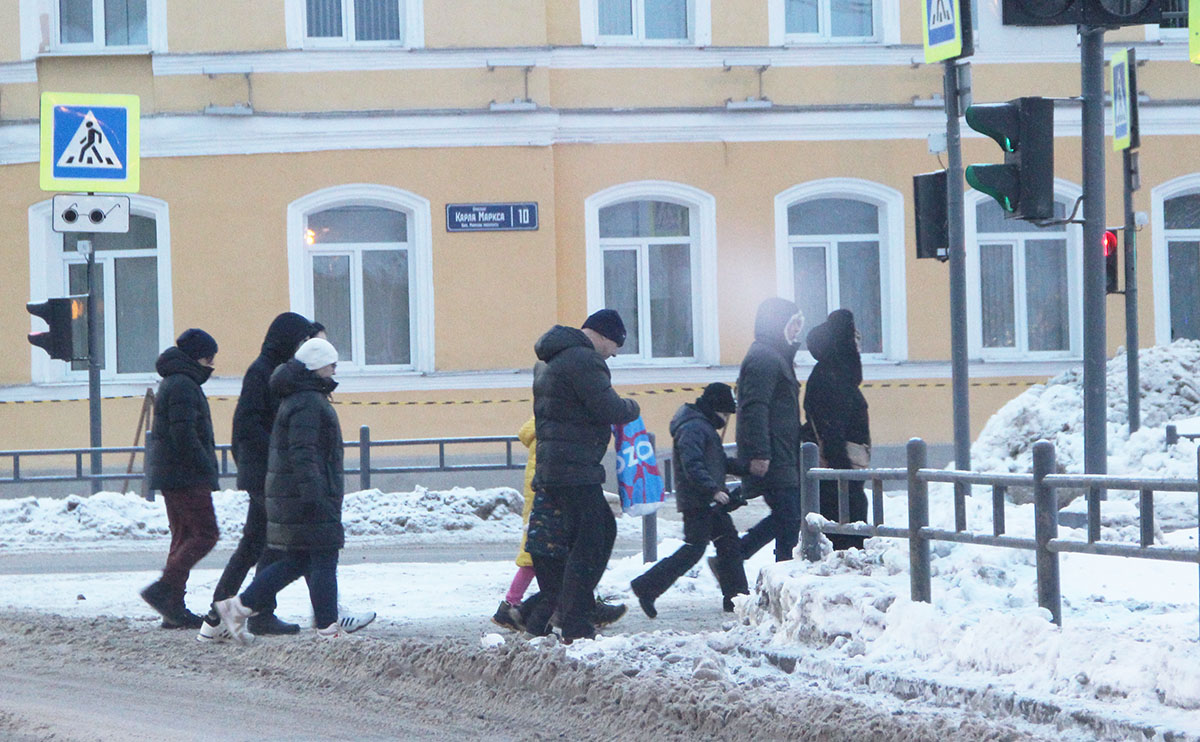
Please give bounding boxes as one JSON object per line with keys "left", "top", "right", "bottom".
{"left": 161, "top": 485, "right": 219, "bottom": 592}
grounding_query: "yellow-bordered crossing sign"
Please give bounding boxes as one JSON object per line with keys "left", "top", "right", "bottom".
{"left": 40, "top": 92, "right": 140, "bottom": 193}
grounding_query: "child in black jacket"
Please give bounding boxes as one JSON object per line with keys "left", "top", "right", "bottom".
{"left": 631, "top": 383, "right": 750, "bottom": 616}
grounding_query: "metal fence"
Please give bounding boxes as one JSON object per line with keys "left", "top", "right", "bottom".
{"left": 799, "top": 438, "right": 1200, "bottom": 638}
{"left": 0, "top": 425, "right": 526, "bottom": 495}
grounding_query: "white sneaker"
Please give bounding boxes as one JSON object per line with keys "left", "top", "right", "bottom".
{"left": 196, "top": 615, "right": 232, "bottom": 643}
{"left": 214, "top": 596, "right": 256, "bottom": 646}
{"left": 316, "top": 623, "right": 341, "bottom": 639}
{"left": 337, "top": 611, "right": 376, "bottom": 634}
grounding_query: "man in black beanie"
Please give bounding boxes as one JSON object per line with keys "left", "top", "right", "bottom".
{"left": 630, "top": 382, "right": 749, "bottom": 617}
{"left": 142, "top": 328, "right": 221, "bottom": 629}
{"left": 530, "top": 308, "right": 639, "bottom": 641}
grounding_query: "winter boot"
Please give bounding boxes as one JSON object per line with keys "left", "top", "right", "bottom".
{"left": 214, "top": 595, "right": 256, "bottom": 646}
{"left": 141, "top": 579, "right": 199, "bottom": 627}
{"left": 630, "top": 577, "right": 657, "bottom": 619}
{"left": 592, "top": 596, "right": 627, "bottom": 628}
{"left": 491, "top": 601, "right": 524, "bottom": 631}
{"left": 247, "top": 613, "right": 301, "bottom": 636}
{"left": 336, "top": 611, "right": 376, "bottom": 634}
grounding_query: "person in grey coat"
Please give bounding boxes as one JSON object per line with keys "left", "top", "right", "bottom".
{"left": 215, "top": 338, "right": 366, "bottom": 643}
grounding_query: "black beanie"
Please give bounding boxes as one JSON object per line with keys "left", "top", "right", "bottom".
{"left": 698, "top": 382, "right": 737, "bottom": 414}
{"left": 176, "top": 328, "right": 218, "bottom": 361}
{"left": 581, "top": 308, "right": 627, "bottom": 347}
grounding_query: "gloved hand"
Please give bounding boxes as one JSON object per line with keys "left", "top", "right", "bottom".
{"left": 721, "top": 486, "right": 748, "bottom": 512}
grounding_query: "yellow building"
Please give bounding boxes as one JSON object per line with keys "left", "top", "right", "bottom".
{"left": 0, "top": 0, "right": 1197, "bottom": 453}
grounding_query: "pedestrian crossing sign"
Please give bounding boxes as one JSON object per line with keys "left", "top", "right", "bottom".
{"left": 922, "top": 0, "right": 962, "bottom": 63}
{"left": 40, "top": 92, "right": 139, "bottom": 193}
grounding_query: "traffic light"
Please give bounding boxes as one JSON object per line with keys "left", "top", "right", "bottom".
{"left": 1002, "top": 0, "right": 1164, "bottom": 27}
{"left": 1104, "top": 230, "right": 1119, "bottom": 293}
{"left": 965, "top": 97, "right": 1055, "bottom": 221}
{"left": 913, "top": 170, "right": 949, "bottom": 261}
{"left": 27, "top": 297, "right": 84, "bottom": 361}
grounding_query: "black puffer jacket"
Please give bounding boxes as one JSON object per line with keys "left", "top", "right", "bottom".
{"left": 532, "top": 325, "right": 640, "bottom": 488}
{"left": 804, "top": 309, "right": 870, "bottom": 469}
{"left": 232, "top": 312, "right": 314, "bottom": 493}
{"left": 669, "top": 403, "right": 745, "bottom": 512}
{"left": 264, "top": 360, "right": 345, "bottom": 551}
{"left": 148, "top": 347, "right": 218, "bottom": 492}
{"left": 735, "top": 298, "right": 803, "bottom": 490}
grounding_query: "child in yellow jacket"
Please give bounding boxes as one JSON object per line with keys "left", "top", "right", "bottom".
{"left": 492, "top": 415, "right": 537, "bottom": 629}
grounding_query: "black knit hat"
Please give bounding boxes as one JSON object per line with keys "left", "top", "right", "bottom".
{"left": 176, "top": 328, "right": 218, "bottom": 361}
{"left": 581, "top": 309, "right": 626, "bottom": 347}
{"left": 698, "top": 382, "right": 737, "bottom": 414}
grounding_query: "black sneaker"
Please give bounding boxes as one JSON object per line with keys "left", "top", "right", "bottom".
{"left": 491, "top": 601, "right": 524, "bottom": 632}
{"left": 247, "top": 613, "right": 301, "bottom": 636}
{"left": 161, "top": 609, "right": 204, "bottom": 630}
{"left": 630, "top": 579, "right": 657, "bottom": 619}
{"left": 592, "top": 596, "right": 627, "bottom": 628}
{"left": 140, "top": 580, "right": 174, "bottom": 619}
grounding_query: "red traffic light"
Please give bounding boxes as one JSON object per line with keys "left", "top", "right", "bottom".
{"left": 1102, "top": 230, "right": 1118, "bottom": 257}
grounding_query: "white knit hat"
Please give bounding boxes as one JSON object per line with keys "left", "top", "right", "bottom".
{"left": 294, "top": 337, "right": 339, "bottom": 371}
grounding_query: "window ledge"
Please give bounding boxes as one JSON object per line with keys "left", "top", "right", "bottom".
{"left": 39, "top": 48, "right": 152, "bottom": 58}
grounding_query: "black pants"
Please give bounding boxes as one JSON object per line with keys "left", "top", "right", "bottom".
{"left": 633, "top": 506, "right": 748, "bottom": 601}
{"left": 548, "top": 484, "right": 616, "bottom": 638}
{"left": 819, "top": 478, "right": 868, "bottom": 550}
{"left": 211, "top": 490, "right": 283, "bottom": 613}
{"left": 521, "top": 554, "right": 565, "bottom": 636}
{"left": 739, "top": 486, "right": 801, "bottom": 562}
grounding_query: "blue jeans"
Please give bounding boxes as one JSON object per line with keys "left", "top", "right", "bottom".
{"left": 240, "top": 549, "right": 339, "bottom": 630}
{"left": 739, "top": 486, "right": 801, "bottom": 562}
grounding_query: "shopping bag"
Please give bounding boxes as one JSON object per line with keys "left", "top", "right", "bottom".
{"left": 612, "top": 416, "right": 667, "bottom": 516}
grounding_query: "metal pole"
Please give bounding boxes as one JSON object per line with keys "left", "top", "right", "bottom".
{"left": 359, "top": 424, "right": 371, "bottom": 491}
{"left": 1081, "top": 27, "right": 1107, "bottom": 482}
{"left": 944, "top": 59, "right": 971, "bottom": 472}
{"left": 1124, "top": 148, "right": 1140, "bottom": 433}
{"left": 800, "top": 441, "right": 821, "bottom": 562}
{"left": 642, "top": 432, "right": 658, "bottom": 563}
{"left": 907, "top": 438, "right": 931, "bottom": 603}
{"left": 84, "top": 239, "right": 102, "bottom": 494}
{"left": 1033, "top": 440, "right": 1062, "bottom": 626}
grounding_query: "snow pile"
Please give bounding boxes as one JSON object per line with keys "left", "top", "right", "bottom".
{"left": 972, "top": 340, "right": 1200, "bottom": 486}
{"left": 0, "top": 486, "right": 525, "bottom": 551}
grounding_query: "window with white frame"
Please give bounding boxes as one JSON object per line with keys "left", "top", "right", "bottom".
{"left": 289, "top": 186, "right": 434, "bottom": 373}
{"left": 784, "top": 0, "right": 878, "bottom": 41}
{"left": 595, "top": 0, "right": 693, "bottom": 43}
{"left": 973, "top": 197, "right": 1077, "bottom": 356}
{"left": 28, "top": 197, "right": 173, "bottom": 382}
{"left": 1164, "top": 191, "right": 1200, "bottom": 341}
{"left": 55, "top": 0, "right": 148, "bottom": 49}
{"left": 306, "top": 0, "right": 406, "bottom": 44}
{"left": 785, "top": 197, "right": 885, "bottom": 354}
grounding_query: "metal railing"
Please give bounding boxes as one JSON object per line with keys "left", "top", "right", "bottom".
{"left": 0, "top": 425, "right": 526, "bottom": 495}
{"left": 799, "top": 439, "right": 1200, "bottom": 638}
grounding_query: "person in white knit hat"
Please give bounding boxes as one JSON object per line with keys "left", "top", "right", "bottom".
{"left": 215, "top": 337, "right": 373, "bottom": 643}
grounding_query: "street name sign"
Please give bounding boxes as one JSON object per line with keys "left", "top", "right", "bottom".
{"left": 446, "top": 202, "right": 538, "bottom": 232}
{"left": 40, "top": 92, "right": 140, "bottom": 193}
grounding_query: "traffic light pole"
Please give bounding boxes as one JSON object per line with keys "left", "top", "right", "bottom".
{"left": 943, "top": 59, "right": 971, "bottom": 472}
{"left": 1081, "top": 26, "right": 1107, "bottom": 537}
{"left": 84, "top": 238, "right": 102, "bottom": 494}
{"left": 1123, "top": 148, "right": 1139, "bottom": 433}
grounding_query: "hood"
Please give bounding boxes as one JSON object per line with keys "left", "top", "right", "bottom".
{"left": 669, "top": 402, "right": 723, "bottom": 436}
{"left": 806, "top": 309, "right": 862, "bottom": 383}
{"left": 754, "top": 298, "right": 800, "bottom": 344}
{"left": 269, "top": 358, "right": 338, "bottom": 399}
{"left": 260, "top": 312, "right": 314, "bottom": 366}
{"left": 534, "top": 325, "right": 593, "bottom": 362}
{"left": 156, "top": 346, "right": 212, "bottom": 385}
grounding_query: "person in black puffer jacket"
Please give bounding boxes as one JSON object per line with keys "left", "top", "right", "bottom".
{"left": 141, "top": 329, "right": 221, "bottom": 630}
{"left": 200, "top": 312, "right": 315, "bottom": 640}
{"left": 736, "top": 298, "right": 806, "bottom": 562}
{"left": 215, "top": 338, "right": 348, "bottom": 644}
{"left": 530, "top": 309, "right": 639, "bottom": 642}
{"left": 804, "top": 309, "right": 870, "bottom": 550}
{"left": 631, "top": 383, "right": 749, "bottom": 617}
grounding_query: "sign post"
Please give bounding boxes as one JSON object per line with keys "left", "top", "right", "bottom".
{"left": 1112, "top": 48, "right": 1141, "bottom": 432}
{"left": 40, "top": 92, "right": 140, "bottom": 493}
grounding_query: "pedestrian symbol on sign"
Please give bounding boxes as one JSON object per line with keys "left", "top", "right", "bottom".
{"left": 930, "top": 0, "right": 954, "bottom": 26}
{"left": 56, "top": 111, "right": 122, "bottom": 169}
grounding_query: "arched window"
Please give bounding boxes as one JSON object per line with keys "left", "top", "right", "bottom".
{"left": 27, "top": 196, "right": 173, "bottom": 382}
{"left": 774, "top": 179, "right": 906, "bottom": 360}
{"left": 966, "top": 185, "right": 1082, "bottom": 358}
{"left": 287, "top": 185, "right": 434, "bottom": 373}
{"left": 1156, "top": 180, "right": 1200, "bottom": 342}
{"left": 585, "top": 182, "right": 718, "bottom": 365}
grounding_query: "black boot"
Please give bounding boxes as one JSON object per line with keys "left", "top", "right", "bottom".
{"left": 142, "top": 580, "right": 203, "bottom": 629}
{"left": 630, "top": 577, "right": 657, "bottom": 619}
{"left": 247, "top": 613, "right": 301, "bottom": 635}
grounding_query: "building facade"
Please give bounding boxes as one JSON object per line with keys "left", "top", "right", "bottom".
{"left": 1, "top": 0, "right": 1197, "bottom": 453}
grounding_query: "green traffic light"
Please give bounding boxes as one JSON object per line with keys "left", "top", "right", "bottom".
{"left": 966, "top": 164, "right": 1019, "bottom": 213}
{"left": 965, "top": 103, "right": 1020, "bottom": 153}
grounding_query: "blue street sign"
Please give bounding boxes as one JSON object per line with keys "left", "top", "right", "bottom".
{"left": 40, "top": 92, "right": 140, "bottom": 193}
{"left": 446, "top": 202, "right": 538, "bottom": 232}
